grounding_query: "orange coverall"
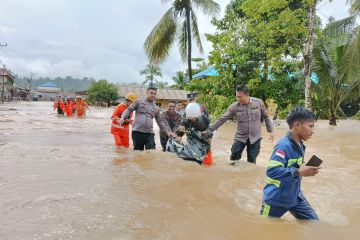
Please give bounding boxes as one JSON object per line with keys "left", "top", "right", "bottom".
{"left": 54, "top": 100, "right": 65, "bottom": 114}
{"left": 65, "top": 100, "right": 74, "bottom": 117}
{"left": 75, "top": 100, "right": 89, "bottom": 118}
{"left": 111, "top": 103, "right": 133, "bottom": 148}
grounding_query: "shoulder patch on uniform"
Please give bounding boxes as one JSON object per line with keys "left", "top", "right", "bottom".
{"left": 275, "top": 149, "right": 286, "bottom": 159}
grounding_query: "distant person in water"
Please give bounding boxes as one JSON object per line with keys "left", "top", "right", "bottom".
{"left": 260, "top": 106, "right": 320, "bottom": 220}
{"left": 75, "top": 96, "right": 90, "bottom": 118}
{"left": 53, "top": 96, "right": 65, "bottom": 115}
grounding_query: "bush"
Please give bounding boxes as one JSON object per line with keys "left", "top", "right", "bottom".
{"left": 87, "top": 79, "right": 118, "bottom": 106}
{"left": 278, "top": 108, "right": 289, "bottom": 119}
{"left": 354, "top": 110, "right": 360, "bottom": 120}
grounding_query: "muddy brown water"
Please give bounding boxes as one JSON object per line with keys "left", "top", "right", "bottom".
{"left": 0, "top": 101, "right": 359, "bottom": 240}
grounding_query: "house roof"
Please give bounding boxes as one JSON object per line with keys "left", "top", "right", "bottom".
{"left": 39, "top": 81, "right": 57, "bottom": 88}
{"left": 117, "top": 85, "right": 188, "bottom": 100}
{"left": 192, "top": 67, "right": 219, "bottom": 79}
{"left": 0, "top": 68, "right": 14, "bottom": 80}
{"left": 193, "top": 66, "right": 320, "bottom": 83}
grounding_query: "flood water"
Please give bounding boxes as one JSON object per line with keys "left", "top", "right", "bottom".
{"left": 1, "top": 101, "right": 360, "bottom": 240}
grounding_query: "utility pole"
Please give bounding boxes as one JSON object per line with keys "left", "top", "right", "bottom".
{"left": 1, "top": 64, "right": 5, "bottom": 103}
{"left": 28, "top": 72, "right": 36, "bottom": 101}
{"left": 0, "top": 43, "right": 7, "bottom": 103}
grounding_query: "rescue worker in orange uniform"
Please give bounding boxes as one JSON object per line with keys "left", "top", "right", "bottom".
{"left": 64, "top": 98, "right": 74, "bottom": 117}
{"left": 111, "top": 93, "right": 137, "bottom": 148}
{"left": 75, "top": 96, "right": 90, "bottom": 118}
{"left": 53, "top": 96, "right": 65, "bottom": 115}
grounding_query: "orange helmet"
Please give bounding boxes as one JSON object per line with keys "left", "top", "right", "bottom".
{"left": 126, "top": 92, "right": 137, "bottom": 102}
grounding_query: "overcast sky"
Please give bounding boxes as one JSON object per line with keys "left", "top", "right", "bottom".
{"left": 0, "top": 0, "right": 350, "bottom": 84}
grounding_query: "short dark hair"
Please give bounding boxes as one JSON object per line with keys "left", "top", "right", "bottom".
{"left": 236, "top": 85, "right": 250, "bottom": 95}
{"left": 286, "top": 106, "right": 317, "bottom": 128}
{"left": 176, "top": 101, "right": 183, "bottom": 105}
{"left": 168, "top": 100, "right": 175, "bottom": 105}
{"left": 147, "top": 86, "right": 157, "bottom": 91}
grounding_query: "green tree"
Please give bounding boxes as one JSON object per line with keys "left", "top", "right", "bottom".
{"left": 155, "top": 81, "right": 169, "bottom": 89}
{"left": 87, "top": 79, "right": 118, "bottom": 106}
{"left": 140, "top": 63, "right": 163, "bottom": 86}
{"left": 144, "top": 0, "right": 220, "bottom": 80}
{"left": 312, "top": 32, "right": 360, "bottom": 125}
{"left": 193, "top": 0, "right": 308, "bottom": 116}
{"left": 171, "top": 70, "right": 187, "bottom": 89}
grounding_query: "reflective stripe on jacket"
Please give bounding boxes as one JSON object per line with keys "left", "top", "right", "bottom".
{"left": 263, "top": 132, "right": 306, "bottom": 208}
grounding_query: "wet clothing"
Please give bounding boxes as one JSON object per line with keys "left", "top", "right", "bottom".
{"left": 261, "top": 132, "right": 319, "bottom": 220}
{"left": 208, "top": 97, "right": 273, "bottom": 163}
{"left": 121, "top": 98, "right": 167, "bottom": 151}
{"left": 75, "top": 100, "right": 89, "bottom": 118}
{"left": 209, "top": 97, "right": 273, "bottom": 143}
{"left": 230, "top": 139, "right": 261, "bottom": 163}
{"left": 122, "top": 98, "right": 167, "bottom": 134}
{"left": 166, "top": 114, "right": 212, "bottom": 164}
{"left": 160, "top": 111, "right": 182, "bottom": 151}
{"left": 64, "top": 100, "right": 74, "bottom": 117}
{"left": 54, "top": 100, "right": 65, "bottom": 115}
{"left": 132, "top": 131, "right": 156, "bottom": 150}
{"left": 111, "top": 103, "right": 134, "bottom": 148}
{"left": 260, "top": 196, "right": 318, "bottom": 220}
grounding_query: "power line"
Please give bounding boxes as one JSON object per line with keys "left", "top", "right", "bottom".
{"left": 0, "top": 33, "right": 30, "bottom": 77}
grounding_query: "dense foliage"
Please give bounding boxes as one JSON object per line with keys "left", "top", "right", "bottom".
{"left": 188, "top": 0, "right": 308, "bottom": 118}
{"left": 87, "top": 79, "right": 118, "bottom": 106}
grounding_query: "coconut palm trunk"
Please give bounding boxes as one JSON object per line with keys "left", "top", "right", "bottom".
{"left": 304, "top": 1, "right": 316, "bottom": 109}
{"left": 329, "top": 100, "right": 338, "bottom": 126}
{"left": 186, "top": 4, "right": 193, "bottom": 80}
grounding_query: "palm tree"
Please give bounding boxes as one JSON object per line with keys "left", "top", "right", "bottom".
{"left": 140, "top": 64, "right": 163, "bottom": 86}
{"left": 305, "top": 0, "right": 360, "bottom": 109}
{"left": 144, "top": 0, "right": 220, "bottom": 80}
{"left": 171, "top": 70, "right": 186, "bottom": 89}
{"left": 155, "top": 81, "right": 169, "bottom": 89}
{"left": 312, "top": 28, "right": 360, "bottom": 125}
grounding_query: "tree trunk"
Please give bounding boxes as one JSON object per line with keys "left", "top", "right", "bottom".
{"left": 150, "top": 75, "right": 154, "bottom": 87}
{"left": 329, "top": 112, "right": 337, "bottom": 126}
{"left": 273, "top": 106, "right": 279, "bottom": 120}
{"left": 186, "top": 5, "right": 192, "bottom": 81}
{"left": 304, "top": 1, "right": 316, "bottom": 109}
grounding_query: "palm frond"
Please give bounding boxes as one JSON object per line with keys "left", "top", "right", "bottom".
{"left": 192, "top": 0, "right": 220, "bottom": 16}
{"left": 348, "top": 0, "right": 360, "bottom": 15}
{"left": 313, "top": 43, "right": 338, "bottom": 94}
{"left": 141, "top": 79, "right": 150, "bottom": 86}
{"left": 344, "top": 26, "right": 360, "bottom": 68}
{"left": 178, "top": 20, "right": 188, "bottom": 62}
{"left": 323, "top": 16, "right": 356, "bottom": 38}
{"left": 144, "top": 7, "right": 178, "bottom": 64}
{"left": 190, "top": 9, "right": 204, "bottom": 53}
{"left": 338, "top": 79, "right": 360, "bottom": 104}
{"left": 139, "top": 69, "right": 147, "bottom": 75}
